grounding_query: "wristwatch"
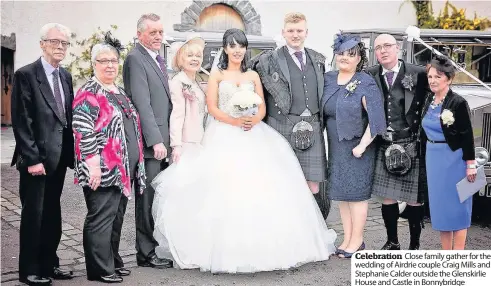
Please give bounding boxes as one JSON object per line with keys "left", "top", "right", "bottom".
{"left": 467, "top": 164, "right": 477, "bottom": 169}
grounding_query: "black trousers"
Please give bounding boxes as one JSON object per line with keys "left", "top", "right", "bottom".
{"left": 135, "top": 158, "right": 167, "bottom": 263}
{"left": 83, "top": 186, "right": 128, "bottom": 278}
{"left": 18, "top": 162, "right": 67, "bottom": 278}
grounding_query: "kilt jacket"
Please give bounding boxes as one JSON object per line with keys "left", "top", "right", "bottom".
{"left": 250, "top": 46, "right": 327, "bottom": 128}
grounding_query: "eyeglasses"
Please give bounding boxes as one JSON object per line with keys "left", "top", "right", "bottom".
{"left": 374, "top": 43, "right": 396, "bottom": 52}
{"left": 43, "top": 39, "right": 71, "bottom": 48}
{"left": 96, "top": 59, "right": 119, "bottom": 65}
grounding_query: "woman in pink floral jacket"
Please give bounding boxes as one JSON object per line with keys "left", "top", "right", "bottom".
{"left": 72, "top": 34, "right": 145, "bottom": 283}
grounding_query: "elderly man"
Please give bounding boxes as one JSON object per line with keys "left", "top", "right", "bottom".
{"left": 368, "top": 34, "right": 429, "bottom": 251}
{"left": 123, "top": 13, "right": 172, "bottom": 269}
{"left": 11, "top": 23, "right": 75, "bottom": 285}
{"left": 251, "top": 12, "right": 329, "bottom": 218}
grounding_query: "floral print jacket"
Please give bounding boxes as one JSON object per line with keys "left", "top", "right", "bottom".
{"left": 72, "top": 78, "right": 146, "bottom": 197}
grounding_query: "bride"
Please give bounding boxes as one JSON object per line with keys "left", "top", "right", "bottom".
{"left": 151, "top": 28, "right": 337, "bottom": 273}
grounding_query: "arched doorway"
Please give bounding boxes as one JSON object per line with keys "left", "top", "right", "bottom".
{"left": 173, "top": 0, "right": 262, "bottom": 35}
{"left": 196, "top": 4, "right": 245, "bottom": 32}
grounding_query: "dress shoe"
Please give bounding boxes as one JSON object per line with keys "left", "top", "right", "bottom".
{"left": 19, "top": 275, "right": 52, "bottom": 285}
{"left": 339, "top": 242, "right": 365, "bottom": 259}
{"left": 88, "top": 273, "right": 123, "bottom": 283}
{"left": 115, "top": 267, "right": 131, "bottom": 276}
{"left": 409, "top": 242, "right": 420, "bottom": 250}
{"left": 51, "top": 267, "right": 73, "bottom": 280}
{"left": 381, "top": 241, "right": 401, "bottom": 250}
{"left": 137, "top": 254, "right": 173, "bottom": 269}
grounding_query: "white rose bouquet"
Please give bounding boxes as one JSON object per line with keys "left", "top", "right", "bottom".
{"left": 229, "top": 90, "right": 263, "bottom": 117}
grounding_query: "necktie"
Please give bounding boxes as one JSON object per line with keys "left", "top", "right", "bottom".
{"left": 386, "top": 71, "right": 395, "bottom": 87}
{"left": 293, "top": 51, "right": 305, "bottom": 71}
{"left": 51, "top": 70, "right": 67, "bottom": 125}
{"left": 155, "top": 54, "right": 169, "bottom": 83}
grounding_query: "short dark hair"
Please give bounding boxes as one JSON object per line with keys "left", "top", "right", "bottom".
{"left": 218, "top": 28, "right": 249, "bottom": 73}
{"left": 427, "top": 55, "right": 456, "bottom": 80}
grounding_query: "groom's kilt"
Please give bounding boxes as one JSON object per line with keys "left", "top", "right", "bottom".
{"left": 265, "top": 113, "right": 327, "bottom": 182}
{"left": 372, "top": 138, "right": 426, "bottom": 204}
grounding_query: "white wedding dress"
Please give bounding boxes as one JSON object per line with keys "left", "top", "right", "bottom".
{"left": 151, "top": 80, "right": 337, "bottom": 273}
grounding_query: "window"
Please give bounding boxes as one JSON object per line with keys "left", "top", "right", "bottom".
{"left": 413, "top": 43, "right": 491, "bottom": 84}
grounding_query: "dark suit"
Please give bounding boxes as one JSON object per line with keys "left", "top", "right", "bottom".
{"left": 10, "top": 58, "right": 74, "bottom": 278}
{"left": 123, "top": 43, "right": 172, "bottom": 263}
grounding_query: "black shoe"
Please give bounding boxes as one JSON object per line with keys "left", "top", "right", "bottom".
{"left": 19, "top": 275, "right": 52, "bottom": 285}
{"left": 51, "top": 267, "right": 73, "bottom": 280}
{"left": 409, "top": 242, "right": 420, "bottom": 250}
{"left": 381, "top": 241, "right": 401, "bottom": 250}
{"left": 88, "top": 274, "right": 123, "bottom": 283}
{"left": 115, "top": 267, "right": 131, "bottom": 276}
{"left": 137, "top": 254, "right": 173, "bottom": 269}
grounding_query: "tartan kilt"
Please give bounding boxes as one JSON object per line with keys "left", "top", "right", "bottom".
{"left": 372, "top": 139, "right": 427, "bottom": 204}
{"left": 265, "top": 114, "right": 327, "bottom": 182}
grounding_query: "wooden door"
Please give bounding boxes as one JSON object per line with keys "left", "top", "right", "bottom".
{"left": 1, "top": 47, "right": 14, "bottom": 126}
{"left": 196, "top": 4, "right": 245, "bottom": 32}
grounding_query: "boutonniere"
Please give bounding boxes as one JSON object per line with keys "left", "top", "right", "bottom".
{"left": 440, "top": 109, "right": 455, "bottom": 126}
{"left": 181, "top": 83, "right": 197, "bottom": 101}
{"left": 401, "top": 74, "right": 416, "bottom": 91}
{"left": 345, "top": 80, "right": 361, "bottom": 98}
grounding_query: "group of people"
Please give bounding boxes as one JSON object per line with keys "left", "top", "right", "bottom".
{"left": 11, "top": 10, "right": 478, "bottom": 286}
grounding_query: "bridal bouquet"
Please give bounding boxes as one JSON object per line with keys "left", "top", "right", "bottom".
{"left": 230, "top": 90, "right": 263, "bottom": 117}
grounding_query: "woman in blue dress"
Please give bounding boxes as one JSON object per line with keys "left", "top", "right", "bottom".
{"left": 322, "top": 34, "right": 386, "bottom": 258}
{"left": 420, "top": 55, "right": 477, "bottom": 250}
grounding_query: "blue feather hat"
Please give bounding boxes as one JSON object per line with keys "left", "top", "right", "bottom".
{"left": 332, "top": 32, "right": 361, "bottom": 54}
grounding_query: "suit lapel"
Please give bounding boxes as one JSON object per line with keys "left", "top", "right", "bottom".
{"left": 321, "top": 71, "right": 340, "bottom": 111}
{"left": 36, "top": 59, "right": 64, "bottom": 123}
{"left": 398, "top": 62, "right": 415, "bottom": 115}
{"left": 278, "top": 46, "right": 292, "bottom": 92}
{"left": 59, "top": 69, "right": 73, "bottom": 121}
{"left": 305, "top": 49, "right": 324, "bottom": 104}
{"left": 136, "top": 43, "right": 170, "bottom": 97}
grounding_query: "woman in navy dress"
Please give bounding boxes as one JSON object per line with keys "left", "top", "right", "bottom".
{"left": 420, "top": 55, "right": 477, "bottom": 250}
{"left": 322, "top": 34, "right": 386, "bottom": 258}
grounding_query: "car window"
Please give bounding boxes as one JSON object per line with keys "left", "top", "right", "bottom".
{"left": 413, "top": 43, "right": 491, "bottom": 84}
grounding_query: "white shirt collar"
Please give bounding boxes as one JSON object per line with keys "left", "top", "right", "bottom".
{"left": 382, "top": 61, "right": 401, "bottom": 75}
{"left": 286, "top": 45, "right": 305, "bottom": 57}
{"left": 141, "top": 44, "right": 159, "bottom": 60}
{"left": 41, "top": 56, "right": 59, "bottom": 75}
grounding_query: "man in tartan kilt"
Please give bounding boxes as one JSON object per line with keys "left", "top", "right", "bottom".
{"left": 368, "top": 34, "right": 429, "bottom": 250}
{"left": 250, "top": 12, "right": 329, "bottom": 217}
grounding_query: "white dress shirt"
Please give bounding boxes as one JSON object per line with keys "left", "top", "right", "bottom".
{"left": 41, "top": 56, "right": 65, "bottom": 111}
{"left": 142, "top": 44, "right": 161, "bottom": 69}
{"left": 286, "top": 45, "right": 306, "bottom": 71}
{"left": 381, "top": 61, "right": 402, "bottom": 88}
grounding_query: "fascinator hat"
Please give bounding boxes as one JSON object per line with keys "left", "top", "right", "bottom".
{"left": 102, "top": 31, "right": 124, "bottom": 56}
{"left": 170, "top": 33, "right": 205, "bottom": 71}
{"left": 332, "top": 32, "right": 361, "bottom": 54}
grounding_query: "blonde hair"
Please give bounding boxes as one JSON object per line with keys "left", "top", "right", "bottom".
{"left": 172, "top": 43, "right": 203, "bottom": 72}
{"left": 284, "top": 12, "right": 307, "bottom": 25}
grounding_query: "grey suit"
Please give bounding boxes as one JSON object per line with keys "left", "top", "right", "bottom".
{"left": 123, "top": 43, "right": 172, "bottom": 263}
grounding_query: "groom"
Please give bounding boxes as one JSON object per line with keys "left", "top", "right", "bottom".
{"left": 251, "top": 12, "right": 329, "bottom": 217}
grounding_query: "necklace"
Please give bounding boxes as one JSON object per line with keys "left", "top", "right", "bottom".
{"left": 430, "top": 95, "right": 445, "bottom": 110}
{"left": 93, "top": 76, "right": 134, "bottom": 119}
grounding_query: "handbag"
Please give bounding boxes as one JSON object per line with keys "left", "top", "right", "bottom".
{"left": 456, "top": 166, "right": 487, "bottom": 203}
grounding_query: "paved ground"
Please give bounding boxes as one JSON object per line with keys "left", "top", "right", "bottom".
{"left": 2, "top": 127, "right": 491, "bottom": 285}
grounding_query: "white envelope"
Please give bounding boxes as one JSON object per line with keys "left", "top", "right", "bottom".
{"left": 456, "top": 166, "right": 487, "bottom": 203}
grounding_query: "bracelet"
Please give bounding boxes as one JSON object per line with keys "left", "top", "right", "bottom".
{"left": 467, "top": 164, "right": 477, "bottom": 169}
